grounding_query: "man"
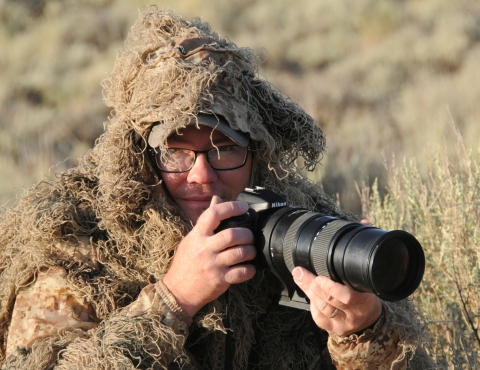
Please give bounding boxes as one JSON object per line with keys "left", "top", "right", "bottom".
{"left": 153, "top": 117, "right": 381, "bottom": 335}
{"left": 0, "top": 7, "right": 435, "bottom": 369}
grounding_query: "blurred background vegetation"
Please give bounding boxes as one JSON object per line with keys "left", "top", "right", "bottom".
{"left": 1, "top": 0, "right": 480, "bottom": 212}
{"left": 1, "top": 0, "right": 480, "bottom": 367}
{"left": 362, "top": 128, "right": 480, "bottom": 368}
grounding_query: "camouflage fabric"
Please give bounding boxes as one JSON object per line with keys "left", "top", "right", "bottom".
{"left": 329, "top": 303, "right": 407, "bottom": 369}
{"left": 5, "top": 267, "right": 100, "bottom": 358}
{"left": 6, "top": 267, "right": 411, "bottom": 370}
{"left": 3, "top": 271, "right": 194, "bottom": 369}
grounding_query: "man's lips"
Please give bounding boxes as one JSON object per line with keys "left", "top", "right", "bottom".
{"left": 177, "top": 195, "right": 213, "bottom": 207}
{"left": 182, "top": 195, "right": 213, "bottom": 201}
{"left": 172, "top": 190, "right": 230, "bottom": 212}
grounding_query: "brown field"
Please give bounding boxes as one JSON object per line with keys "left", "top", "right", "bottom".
{"left": 1, "top": 0, "right": 480, "bottom": 367}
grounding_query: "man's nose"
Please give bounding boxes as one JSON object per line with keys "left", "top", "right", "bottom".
{"left": 186, "top": 153, "right": 218, "bottom": 183}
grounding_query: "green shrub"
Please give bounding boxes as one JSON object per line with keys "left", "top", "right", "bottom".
{"left": 363, "top": 124, "right": 480, "bottom": 368}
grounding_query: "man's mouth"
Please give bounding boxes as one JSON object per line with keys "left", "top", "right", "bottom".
{"left": 177, "top": 195, "right": 214, "bottom": 209}
{"left": 182, "top": 195, "right": 213, "bottom": 201}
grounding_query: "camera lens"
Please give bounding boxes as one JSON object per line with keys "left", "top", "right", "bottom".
{"left": 260, "top": 208, "right": 425, "bottom": 301}
{"left": 371, "top": 237, "right": 408, "bottom": 292}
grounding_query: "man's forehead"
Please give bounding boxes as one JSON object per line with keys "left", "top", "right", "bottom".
{"left": 166, "top": 125, "right": 235, "bottom": 144}
{"left": 148, "top": 114, "right": 249, "bottom": 148}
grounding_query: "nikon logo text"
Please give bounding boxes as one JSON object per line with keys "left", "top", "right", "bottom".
{"left": 272, "top": 202, "right": 287, "bottom": 208}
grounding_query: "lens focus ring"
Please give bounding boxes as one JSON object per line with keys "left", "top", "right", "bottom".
{"left": 311, "top": 219, "right": 355, "bottom": 278}
{"left": 283, "top": 212, "right": 317, "bottom": 273}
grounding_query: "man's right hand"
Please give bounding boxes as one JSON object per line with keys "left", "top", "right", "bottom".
{"left": 162, "top": 196, "right": 257, "bottom": 318}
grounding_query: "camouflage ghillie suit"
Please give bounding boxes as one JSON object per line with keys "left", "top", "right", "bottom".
{"left": 0, "top": 8, "right": 436, "bottom": 369}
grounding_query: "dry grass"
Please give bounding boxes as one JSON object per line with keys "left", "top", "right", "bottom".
{"left": 362, "top": 123, "right": 480, "bottom": 368}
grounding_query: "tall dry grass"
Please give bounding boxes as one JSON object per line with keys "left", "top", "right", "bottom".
{"left": 361, "top": 122, "right": 480, "bottom": 368}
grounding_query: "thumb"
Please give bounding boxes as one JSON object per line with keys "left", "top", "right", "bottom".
{"left": 292, "top": 267, "right": 315, "bottom": 290}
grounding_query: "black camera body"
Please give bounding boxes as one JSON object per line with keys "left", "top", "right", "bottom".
{"left": 217, "top": 187, "right": 425, "bottom": 310}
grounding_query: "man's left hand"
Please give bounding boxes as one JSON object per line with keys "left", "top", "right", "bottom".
{"left": 292, "top": 267, "right": 382, "bottom": 336}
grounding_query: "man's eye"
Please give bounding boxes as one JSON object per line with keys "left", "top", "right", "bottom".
{"left": 218, "top": 146, "right": 236, "bottom": 152}
{"left": 167, "top": 149, "right": 189, "bottom": 157}
{"left": 168, "top": 149, "right": 184, "bottom": 155}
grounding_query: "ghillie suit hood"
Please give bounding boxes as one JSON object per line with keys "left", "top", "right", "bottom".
{"left": 0, "top": 7, "right": 433, "bottom": 369}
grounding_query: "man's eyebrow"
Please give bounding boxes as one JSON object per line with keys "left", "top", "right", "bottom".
{"left": 166, "top": 135, "right": 188, "bottom": 144}
{"left": 168, "top": 135, "right": 235, "bottom": 146}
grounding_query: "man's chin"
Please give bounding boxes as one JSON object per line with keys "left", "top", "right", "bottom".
{"left": 185, "top": 210, "right": 203, "bottom": 225}
{"left": 176, "top": 201, "right": 208, "bottom": 224}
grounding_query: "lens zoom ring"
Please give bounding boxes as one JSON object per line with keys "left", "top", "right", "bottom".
{"left": 311, "top": 220, "right": 355, "bottom": 278}
{"left": 283, "top": 212, "right": 315, "bottom": 273}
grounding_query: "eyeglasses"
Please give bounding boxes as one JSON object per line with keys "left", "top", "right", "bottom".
{"left": 155, "top": 145, "right": 249, "bottom": 173}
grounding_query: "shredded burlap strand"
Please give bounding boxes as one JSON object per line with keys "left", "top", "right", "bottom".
{"left": 0, "top": 7, "right": 436, "bottom": 369}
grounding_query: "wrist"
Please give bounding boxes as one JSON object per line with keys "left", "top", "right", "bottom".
{"left": 353, "top": 305, "right": 383, "bottom": 336}
{"left": 161, "top": 275, "right": 201, "bottom": 318}
{"left": 155, "top": 279, "right": 194, "bottom": 324}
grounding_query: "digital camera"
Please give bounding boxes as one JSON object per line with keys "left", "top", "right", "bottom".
{"left": 216, "top": 187, "right": 425, "bottom": 309}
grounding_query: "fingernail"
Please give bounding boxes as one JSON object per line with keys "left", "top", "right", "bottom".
{"left": 211, "top": 195, "right": 222, "bottom": 206}
{"left": 292, "top": 268, "right": 303, "bottom": 280}
{"left": 239, "top": 202, "right": 249, "bottom": 212}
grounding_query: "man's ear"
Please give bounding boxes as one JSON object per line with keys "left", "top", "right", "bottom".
{"left": 134, "top": 130, "right": 161, "bottom": 186}
{"left": 151, "top": 182, "right": 167, "bottom": 202}
{"left": 248, "top": 152, "right": 257, "bottom": 189}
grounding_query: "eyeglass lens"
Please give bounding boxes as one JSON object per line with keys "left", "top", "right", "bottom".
{"left": 156, "top": 145, "right": 247, "bottom": 172}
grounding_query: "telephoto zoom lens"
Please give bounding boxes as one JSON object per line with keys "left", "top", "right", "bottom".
{"left": 260, "top": 208, "right": 425, "bottom": 301}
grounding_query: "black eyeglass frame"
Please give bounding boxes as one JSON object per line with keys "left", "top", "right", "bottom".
{"left": 154, "top": 145, "right": 251, "bottom": 173}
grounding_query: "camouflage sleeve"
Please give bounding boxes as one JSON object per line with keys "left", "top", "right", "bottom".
{"left": 327, "top": 302, "right": 408, "bottom": 370}
{"left": 5, "top": 266, "right": 100, "bottom": 359}
{"left": 4, "top": 267, "right": 193, "bottom": 369}
{"left": 125, "top": 279, "right": 192, "bottom": 344}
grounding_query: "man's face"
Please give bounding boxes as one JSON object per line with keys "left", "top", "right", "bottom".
{"left": 159, "top": 125, "right": 252, "bottom": 224}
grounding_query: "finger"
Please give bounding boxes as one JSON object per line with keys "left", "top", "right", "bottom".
{"left": 224, "top": 263, "right": 256, "bottom": 284}
{"left": 292, "top": 268, "right": 342, "bottom": 320}
{"left": 312, "top": 276, "right": 382, "bottom": 317}
{"left": 292, "top": 268, "right": 344, "bottom": 308}
{"left": 210, "top": 195, "right": 223, "bottom": 206}
{"left": 210, "top": 227, "right": 255, "bottom": 256}
{"left": 359, "top": 219, "right": 372, "bottom": 226}
{"left": 219, "top": 226, "right": 255, "bottom": 244}
{"left": 313, "top": 275, "right": 358, "bottom": 307}
{"left": 292, "top": 266, "right": 320, "bottom": 300}
{"left": 310, "top": 301, "right": 343, "bottom": 321}
{"left": 196, "top": 201, "right": 249, "bottom": 233}
{"left": 216, "top": 244, "right": 257, "bottom": 266}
